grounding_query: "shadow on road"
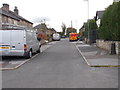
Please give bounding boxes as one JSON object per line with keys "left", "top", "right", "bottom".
{"left": 1, "top": 52, "right": 38, "bottom": 61}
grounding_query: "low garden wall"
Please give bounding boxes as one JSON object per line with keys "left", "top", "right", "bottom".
{"left": 96, "top": 40, "right": 120, "bottom": 55}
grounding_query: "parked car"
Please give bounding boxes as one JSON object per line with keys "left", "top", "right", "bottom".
{"left": 61, "top": 36, "right": 66, "bottom": 38}
{"left": 52, "top": 33, "right": 61, "bottom": 41}
{"left": 0, "top": 29, "right": 41, "bottom": 58}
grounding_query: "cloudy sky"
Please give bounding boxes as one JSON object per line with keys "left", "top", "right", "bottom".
{"left": 1, "top": 0, "right": 113, "bottom": 32}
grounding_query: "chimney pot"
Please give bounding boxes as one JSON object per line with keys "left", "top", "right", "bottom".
{"left": 14, "top": 6, "right": 19, "bottom": 15}
{"left": 2, "top": 4, "right": 9, "bottom": 12}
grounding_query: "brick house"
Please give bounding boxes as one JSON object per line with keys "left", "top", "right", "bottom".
{"left": 34, "top": 23, "right": 48, "bottom": 40}
{"left": 34, "top": 23, "right": 56, "bottom": 43}
{"left": 0, "top": 4, "right": 33, "bottom": 30}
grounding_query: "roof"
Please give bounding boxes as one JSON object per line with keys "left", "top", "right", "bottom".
{"left": 95, "top": 11, "right": 104, "bottom": 20}
{"left": 33, "top": 23, "right": 48, "bottom": 29}
{"left": 0, "top": 8, "right": 33, "bottom": 24}
{"left": 14, "top": 13, "right": 33, "bottom": 24}
{"left": 0, "top": 9, "right": 20, "bottom": 20}
{"left": 48, "top": 28, "right": 56, "bottom": 31}
{"left": 33, "top": 24, "right": 41, "bottom": 29}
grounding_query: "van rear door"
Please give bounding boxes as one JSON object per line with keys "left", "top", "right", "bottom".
{"left": 0, "top": 30, "right": 11, "bottom": 55}
{"left": 11, "top": 30, "right": 25, "bottom": 55}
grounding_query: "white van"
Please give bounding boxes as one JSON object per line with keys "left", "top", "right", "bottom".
{"left": 0, "top": 29, "right": 41, "bottom": 58}
{"left": 52, "top": 33, "right": 61, "bottom": 41}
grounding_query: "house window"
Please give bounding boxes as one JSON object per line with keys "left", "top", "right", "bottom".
{"left": 11, "top": 19, "right": 14, "bottom": 24}
{"left": 8, "top": 18, "right": 12, "bottom": 24}
{"left": 14, "top": 20, "right": 18, "bottom": 25}
{"left": 2, "top": 16, "right": 6, "bottom": 23}
{"left": 5, "top": 16, "right": 8, "bottom": 23}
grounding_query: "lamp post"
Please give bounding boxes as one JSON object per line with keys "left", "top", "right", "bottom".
{"left": 75, "top": 20, "right": 78, "bottom": 33}
{"left": 84, "top": 0, "right": 90, "bottom": 44}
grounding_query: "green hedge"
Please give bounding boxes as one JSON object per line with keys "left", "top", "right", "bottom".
{"left": 99, "top": 2, "right": 120, "bottom": 41}
{"left": 83, "top": 19, "right": 98, "bottom": 38}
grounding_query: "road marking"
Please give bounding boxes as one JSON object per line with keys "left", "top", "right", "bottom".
{"left": 75, "top": 44, "right": 91, "bottom": 66}
{"left": 90, "top": 65, "right": 120, "bottom": 67}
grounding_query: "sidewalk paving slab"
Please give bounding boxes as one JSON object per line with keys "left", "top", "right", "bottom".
{"left": 76, "top": 41, "right": 120, "bottom": 67}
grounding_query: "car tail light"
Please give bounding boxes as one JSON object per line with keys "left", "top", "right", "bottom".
{"left": 24, "top": 44, "right": 27, "bottom": 51}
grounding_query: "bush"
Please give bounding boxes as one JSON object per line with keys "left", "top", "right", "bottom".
{"left": 83, "top": 19, "right": 98, "bottom": 38}
{"left": 99, "top": 2, "right": 120, "bottom": 41}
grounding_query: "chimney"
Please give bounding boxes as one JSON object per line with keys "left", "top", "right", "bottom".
{"left": 14, "top": 6, "right": 19, "bottom": 15}
{"left": 2, "top": 4, "right": 9, "bottom": 12}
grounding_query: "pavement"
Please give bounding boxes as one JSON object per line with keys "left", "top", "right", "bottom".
{"left": 76, "top": 41, "right": 120, "bottom": 67}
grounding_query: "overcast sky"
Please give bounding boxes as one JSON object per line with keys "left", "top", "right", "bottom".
{"left": 1, "top": 0, "right": 113, "bottom": 32}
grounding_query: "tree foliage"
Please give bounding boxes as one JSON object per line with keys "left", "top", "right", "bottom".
{"left": 66, "top": 27, "right": 77, "bottom": 37}
{"left": 57, "top": 32, "right": 62, "bottom": 36}
{"left": 83, "top": 19, "right": 98, "bottom": 38}
{"left": 61, "top": 23, "right": 66, "bottom": 36}
{"left": 99, "top": 2, "right": 120, "bottom": 41}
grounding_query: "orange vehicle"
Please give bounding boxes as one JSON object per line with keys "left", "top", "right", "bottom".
{"left": 69, "top": 33, "right": 78, "bottom": 41}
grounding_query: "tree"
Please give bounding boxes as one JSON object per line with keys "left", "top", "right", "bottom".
{"left": 82, "top": 19, "right": 98, "bottom": 43}
{"left": 66, "top": 27, "right": 77, "bottom": 37}
{"left": 83, "top": 19, "right": 98, "bottom": 38}
{"left": 99, "top": 2, "right": 120, "bottom": 41}
{"left": 57, "top": 32, "right": 62, "bottom": 36}
{"left": 61, "top": 23, "right": 66, "bottom": 36}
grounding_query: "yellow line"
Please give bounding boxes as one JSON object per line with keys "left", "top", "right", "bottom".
{"left": 90, "top": 65, "right": 120, "bottom": 67}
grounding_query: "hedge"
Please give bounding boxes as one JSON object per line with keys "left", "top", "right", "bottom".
{"left": 83, "top": 19, "right": 98, "bottom": 38}
{"left": 99, "top": 1, "right": 120, "bottom": 41}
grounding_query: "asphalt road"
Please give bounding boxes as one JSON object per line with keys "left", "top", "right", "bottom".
{"left": 0, "top": 41, "right": 57, "bottom": 70}
{"left": 2, "top": 39, "right": 118, "bottom": 88}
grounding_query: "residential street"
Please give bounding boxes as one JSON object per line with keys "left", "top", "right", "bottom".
{"left": 2, "top": 39, "right": 118, "bottom": 88}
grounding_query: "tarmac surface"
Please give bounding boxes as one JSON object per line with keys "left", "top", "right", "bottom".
{"left": 0, "top": 41, "right": 58, "bottom": 70}
{"left": 2, "top": 39, "right": 119, "bottom": 88}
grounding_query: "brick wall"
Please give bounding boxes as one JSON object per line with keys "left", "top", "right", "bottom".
{"left": 96, "top": 39, "right": 120, "bottom": 54}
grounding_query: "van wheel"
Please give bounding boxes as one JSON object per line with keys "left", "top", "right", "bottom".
{"left": 29, "top": 50, "right": 32, "bottom": 58}
{"left": 26, "top": 50, "right": 32, "bottom": 59}
{"left": 37, "top": 47, "right": 40, "bottom": 53}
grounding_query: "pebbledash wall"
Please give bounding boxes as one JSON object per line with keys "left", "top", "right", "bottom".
{"left": 96, "top": 40, "right": 120, "bottom": 55}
